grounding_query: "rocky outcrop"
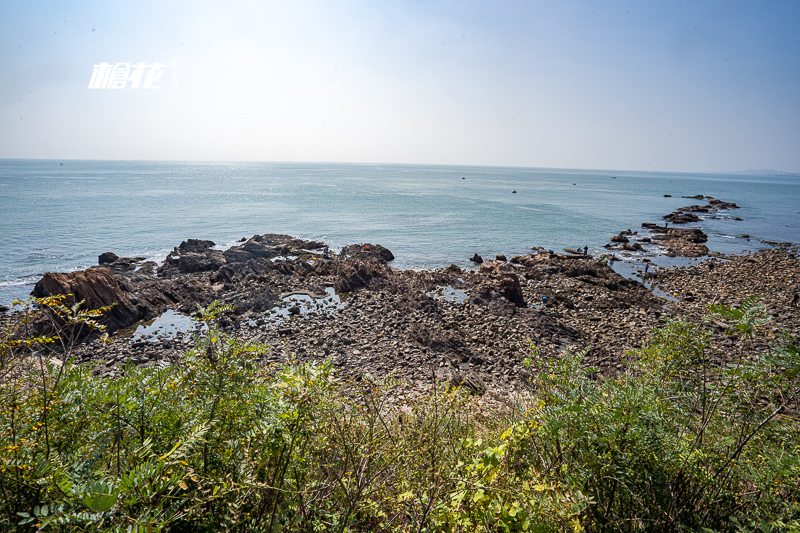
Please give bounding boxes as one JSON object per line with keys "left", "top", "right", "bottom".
{"left": 98, "top": 252, "right": 157, "bottom": 282}
{"left": 159, "top": 239, "right": 226, "bottom": 278}
{"left": 341, "top": 243, "right": 394, "bottom": 263}
{"left": 32, "top": 268, "right": 144, "bottom": 332}
{"left": 335, "top": 259, "right": 394, "bottom": 293}
{"left": 643, "top": 225, "right": 709, "bottom": 257}
{"left": 664, "top": 212, "right": 702, "bottom": 224}
{"left": 708, "top": 198, "right": 739, "bottom": 210}
{"left": 474, "top": 260, "right": 526, "bottom": 308}
{"left": 224, "top": 234, "right": 323, "bottom": 264}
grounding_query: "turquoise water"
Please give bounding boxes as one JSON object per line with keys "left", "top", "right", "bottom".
{"left": 1, "top": 159, "right": 799, "bottom": 306}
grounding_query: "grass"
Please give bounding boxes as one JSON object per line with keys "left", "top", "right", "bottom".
{"left": 0, "top": 296, "right": 798, "bottom": 532}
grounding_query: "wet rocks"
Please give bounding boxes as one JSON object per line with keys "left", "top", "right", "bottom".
{"left": 665, "top": 196, "right": 740, "bottom": 225}
{"left": 225, "top": 234, "right": 323, "bottom": 263}
{"left": 98, "top": 252, "right": 158, "bottom": 282}
{"left": 708, "top": 198, "right": 739, "bottom": 210}
{"left": 159, "top": 239, "right": 226, "bottom": 277}
{"left": 642, "top": 224, "right": 709, "bottom": 257}
{"left": 664, "top": 212, "right": 702, "bottom": 224}
{"left": 470, "top": 253, "right": 484, "bottom": 264}
{"left": 341, "top": 243, "right": 395, "bottom": 263}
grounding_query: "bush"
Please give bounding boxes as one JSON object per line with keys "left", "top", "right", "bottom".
{"left": 0, "top": 297, "right": 798, "bottom": 532}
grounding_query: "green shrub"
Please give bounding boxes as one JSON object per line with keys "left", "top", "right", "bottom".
{"left": 0, "top": 297, "right": 797, "bottom": 532}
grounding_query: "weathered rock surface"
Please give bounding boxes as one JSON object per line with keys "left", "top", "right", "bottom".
{"left": 341, "top": 243, "right": 395, "bottom": 263}
{"left": 16, "top": 224, "right": 794, "bottom": 396}
{"left": 159, "top": 239, "right": 226, "bottom": 277}
{"left": 664, "top": 212, "right": 702, "bottom": 224}
{"left": 32, "top": 268, "right": 144, "bottom": 332}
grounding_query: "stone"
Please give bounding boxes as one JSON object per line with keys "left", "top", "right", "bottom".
{"left": 32, "top": 267, "right": 143, "bottom": 333}
{"left": 341, "top": 243, "right": 394, "bottom": 263}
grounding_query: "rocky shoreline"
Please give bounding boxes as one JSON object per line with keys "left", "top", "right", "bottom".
{"left": 4, "top": 196, "right": 798, "bottom": 394}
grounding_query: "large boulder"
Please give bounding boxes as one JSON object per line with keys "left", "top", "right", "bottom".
{"left": 474, "top": 260, "right": 526, "bottom": 308}
{"left": 97, "top": 252, "right": 157, "bottom": 282}
{"left": 159, "top": 239, "right": 226, "bottom": 277}
{"left": 335, "top": 259, "right": 394, "bottom": 292}
{"left": 663, "top": 212, "right": 701, "bottom": 224}
{"left": 648, "top": 227, "right": 710, "bottom": 257}
{"left": 341, "top": 243, "right": 394, "bottom": 263}
{"left": 224, "top": 234, "right": 325, "bottom": 263}
{"left": 31, "top": 268, "right": 144, "bottom": 332}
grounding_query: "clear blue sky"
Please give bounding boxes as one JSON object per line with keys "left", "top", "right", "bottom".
{"left": 1, "top": 0, "right": 798, "bottom": 172}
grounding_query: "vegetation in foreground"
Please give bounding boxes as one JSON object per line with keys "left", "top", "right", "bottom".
{"left": 1, "top": 296, "right": 798, "bottom": 532}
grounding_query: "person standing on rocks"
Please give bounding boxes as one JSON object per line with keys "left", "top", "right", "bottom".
{"left": 583, "top": 246, "right": 588, "bottom": 256}
{"left": 791, "top": 292, "right": 799, "bottom": 307}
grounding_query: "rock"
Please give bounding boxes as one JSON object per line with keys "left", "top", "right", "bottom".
{"left": 341, "top": 243, "right": 395, "bottom": 263}
{"left": 470, "top": 253, "right": 484, "bottom": 264}
{"left": 335, "top": 259, "right": 394, "bottom": 292}
{"left": 496, "top": 254, "right": 507, "bottom": 262}
{"left": 97, "top": 253, "right": 156, "bottom": 282}
{"left": 98, "top": 251, "right": 120, "bottom": 264}
{"left": 680, "top": 205, "right": 710, "bottom": 213}
{"left": 708, "top": 198, "right": 739, "bottom": 210}
{"left": 0, "top": 304, "right": 9, "bottom": 314}
{"left": 409, "top": 325, "right": 467, "bottom": 353}
{"left": 682, "top": 194, "right": 705, "bottom": 200}
{"left": 159, "top": 239, "right": 226, "bottom": 277}
{"left": 610, "top": 234, "right": 629, "bottom": 243}
{"left": 663, "top": 212, "right": 701, "bottom": 224}
{"left": 32, "top": 267, "right": 144, "bottom": 333}
{"left": 475, "top": 260, "right": 526, "bottom": 308}
{"left": 663, "top": 194, "right": 672, "bottom": 197}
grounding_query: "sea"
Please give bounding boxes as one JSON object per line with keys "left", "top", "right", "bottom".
{"left": 1, "top": 159, "right": 799, "bottom": 308}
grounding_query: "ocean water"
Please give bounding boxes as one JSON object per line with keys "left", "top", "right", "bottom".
{"left": 1, "top": 159, "right": 799, "bottom": 307}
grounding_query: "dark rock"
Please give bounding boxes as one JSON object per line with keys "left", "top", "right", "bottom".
{"left": 341, "top": 243, "right": 394, "bottom": 263}
{"left": 708, "top": 198, "right": 739, "bottom": 210}
{"left": 0, "top": 304, "right": 9, "bottom": 314}
{"left": 663, "top": 212, "right": 701, "bottom": 224}
{"left": 159, "top": 239, "right": 226, "bottom": 277}
{"left": 680, "top": 205, "right": 709, "bottom": 213}
{"left": 470, "top": 253, "right": 484, "bottom": 264}
{"left": 335, "top": 259, "right": 394, "bottom": 293}
{"left": 663, "top": 194, "right": 672, "bottom": 197}
{"left": 495, "top": 254, "right": 507, "bottom": 262}
{"left": 475, "top": 260, "right": 526, "bottom": 308}
{"left": 610, "top": 234, "right": 629, "bottom": 243}
{"left": 682, "top": 194, "right": 705, "bottom": 199}
{"left": 98, "top": 252, "right": 120, "bottom": 264}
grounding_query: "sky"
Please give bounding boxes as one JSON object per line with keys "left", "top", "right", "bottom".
{"left": 1, "top": 0, "right": 799, "bottom": 173}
